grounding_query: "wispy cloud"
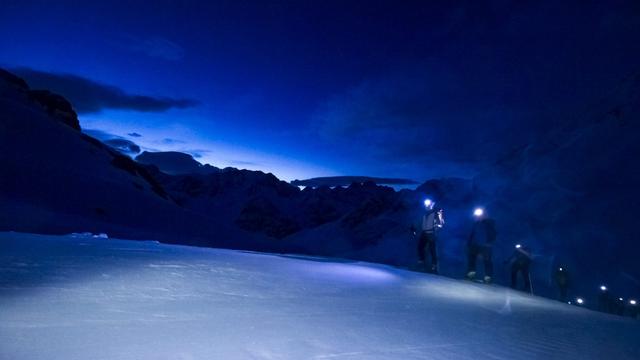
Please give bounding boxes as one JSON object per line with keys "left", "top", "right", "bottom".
{"left": 161, "top": 138, "right": 187, "bottom": 145}
{"left": 229, "top": 160, "right": 261, "bottom": 167}
{"left": 83, "top": 129, "right": 141, "bottom": 155}
{"left": 314, "top": 64, "right": 530, "bottom": 178}
{"left": 14, "top": 68, "right": 199, "bottom": 113}
{"left": 121, "top": 36, "right": 185, "bottom": 61}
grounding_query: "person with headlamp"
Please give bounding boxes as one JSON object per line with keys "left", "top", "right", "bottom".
{"left": 553, "top": 265, "right": 570, "bottom": 302}
{"left": 415, "top": 199, "right": 444, "bottom": 274}
{"left": 466, "top": 207, "right": 496, "bottom": 283}
{"left": 506, "top": 243, "right": 533, "bottom": 293}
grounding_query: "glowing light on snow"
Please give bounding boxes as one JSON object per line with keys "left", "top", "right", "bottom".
{"left": 559, "top": 267, "right": 563, "bottom": 271}
{"left": 515, "top": 244, "right": 522, "bottom": 249}
{"left": 619, "top": 297, "right": 624, "bottom": 301}
{"left": 3, "top": 232, "right": 640, "bottom": 359}
{"left": 424, "top": 199, "right": 433, "bottom": 208}
{"left": 576, "top": 298, "right": 584, "bottom": 305}
{"left": 630, "top": 299, "right": 637, "bottom": 305}
{"left": 303, "top": 262, "right": 397, "bottom": 284}
{"left": 473, "top": 208, "right": 484, "bottom": 217}
{"left": 600, "top": 285, "right": 607, "bottom": 292}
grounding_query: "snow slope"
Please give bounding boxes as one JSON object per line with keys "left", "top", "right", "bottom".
{"left": 1, "top": 232, "right": 638, "bottom": 360}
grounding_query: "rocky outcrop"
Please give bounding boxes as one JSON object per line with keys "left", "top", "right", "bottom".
{"left": 0, "top": 68, "right": 229, "bottom": 247}
{"left": 0, "top": 68, "right": 29, "bottom": 91}
{"left": 235, "top": 196, "right": 301, "bottom": 239}
{"left": 154, "top": 169, "right": 412, "bottom": 248}
{"left": 1, "top": 69, "right": 80, "bottom": 131}
{"left": 110, "top": 153, "right": 169, "bottom": 200}
{"left": 27, "top": 90, "right": 80, "bottom": 131}
{"left": 341, "top": 187, "right": 398, "bottom": 229}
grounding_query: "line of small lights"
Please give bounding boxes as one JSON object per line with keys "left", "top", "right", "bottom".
{"left": 425, "top": 199, "right": 639, "bottom": 312}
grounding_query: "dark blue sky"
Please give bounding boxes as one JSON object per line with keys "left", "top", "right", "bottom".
{"left": 1, "top": 0, "right": 639, "bottom": 181}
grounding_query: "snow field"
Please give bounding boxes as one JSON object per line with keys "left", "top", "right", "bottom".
{"left": 1, "top": 232, "right": 638, "bottom": 359}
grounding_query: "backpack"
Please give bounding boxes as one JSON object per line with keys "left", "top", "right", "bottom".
{"left": 422, "top": 209, "right": 442, "bottom": 232}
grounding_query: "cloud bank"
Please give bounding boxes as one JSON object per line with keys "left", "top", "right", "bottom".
{"left": 14, "top": 68, "right": 198, "bottom": 114}
{"left": 123, "top": 36, "right": 185, "bottom": 61}
{"left": 314, "top": 65, "right": 530, "bottom": 178}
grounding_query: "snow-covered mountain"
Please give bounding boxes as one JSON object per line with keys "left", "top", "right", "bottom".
{"left": 0, "top": 68, "right": 418, "bottom": 257}
{"left": 291, "top": 176, "right": 418, "bottom": 188}
{"left": 2, "top": 67, "right": 639, "bottom": 303}
{"left": 0, "top": 68, "right": 260, "bottom": 249}
{"left": 1, "top": 232, "right": 638, "bottom": 360}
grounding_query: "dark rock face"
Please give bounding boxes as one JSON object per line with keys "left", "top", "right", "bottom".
{"left": 294, "top": 181, "right": 405, "bottom": 243}
{"left": 299, "top": 192, "right": 342, "bottom": 227}
{"left": 1, "top": 68, "right": 80, "bottom": 132}
{"left": 166, "top": 175, "right": 208, "bottom": 198}
{"left": 236, "top": 196, "right": 301, "bottom": 239}
{"left": 0, "top": 69, "right": 29, "bottom": 91}
{"left": 340, "top": 187, "right": 401, "bottom": 249}
{"left": 151, "top": 167, "right": 412, "bottom": 245}
{"left": 341, "top": 190, "right": 397, "bottom": 229}
{"left": 110, "top": 153, "right": 169, "bottom": 199}
{"left": 0, "top": 69, "right": 226, "bottom": 247}
{"left": 27, "top": 90, "right": 80, "bottom": 130}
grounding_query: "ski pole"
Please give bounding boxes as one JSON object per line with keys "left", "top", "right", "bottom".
{"left": 528, "top": 272, "right": 534, "bottom": 296}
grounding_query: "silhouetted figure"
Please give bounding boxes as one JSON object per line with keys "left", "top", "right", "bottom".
{"left": 597, "top": 286, "right": 614, "bottom": 314}
{"left": 627, "top": 301, "right": 638, "bottom": 319}
{"left": 506, "top": 244, "right": 532, "bottom": 293}
{"left": 553, "top": 266, "right": 570, "bottom": 302}
{"left": 613, "top": 297, "right": 626, "bottom": 316}
{"left": 466, "top": 209, "right": 496, "bottom": 283}
{"left": 416, "top": 199, "right": 444, "bottom": 274}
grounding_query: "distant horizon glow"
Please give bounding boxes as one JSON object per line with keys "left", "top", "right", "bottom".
{"left": 2, "top": 1, "right": 636, "bottom": 184}
{"left": 80, "top": 116, "right": 339, "bottom": 181}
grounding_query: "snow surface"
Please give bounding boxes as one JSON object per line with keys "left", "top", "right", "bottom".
{"left": 1, "top": 232, "right": 638, "bottom": 360}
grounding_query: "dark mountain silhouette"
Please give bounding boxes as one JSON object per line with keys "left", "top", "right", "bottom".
{"left": 0, "top": 68, "right": 261, "bottom": 249}
{"left": 2, "top": 68, "right": 639, "bottom": 298}
{"left": 291, "top": 176, "right": 418, "bottom": 188}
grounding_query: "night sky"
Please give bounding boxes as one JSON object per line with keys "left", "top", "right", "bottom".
{"left": 1, "top": 0, "right": 639, "bottom": 181}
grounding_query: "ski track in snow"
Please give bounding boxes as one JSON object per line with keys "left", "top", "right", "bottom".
{"left": 0, "top": 232, "right": 639, "bottom": 360}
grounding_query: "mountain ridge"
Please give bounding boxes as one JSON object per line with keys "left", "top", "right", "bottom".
{"left": 2, "top": 67, "right": 639, "bottom": 299}
{"left": 291, "top": 176, "right": 418, "bottom": 188}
